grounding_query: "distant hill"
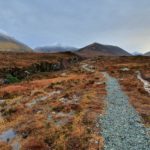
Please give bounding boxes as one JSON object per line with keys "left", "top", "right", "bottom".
{"left": 0, "top": 33, "right": 33, "bottom": 52}
{"left": 76, "top": 43, "right": 132, "bottom": 58}
{"left": 144, "top": 51, "right": 150, "bottom": 56}
{"left": 35, "top": 45, "right": 77, "bottom": 53}
{"left": 132, "top": 51, "right": 143, "bottom": 56}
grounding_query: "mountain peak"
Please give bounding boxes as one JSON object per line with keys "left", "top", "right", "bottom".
{"left": 76, "top": 42, "right": 132, "bottom": 57}
{"left": 88, "top": 42, "right": 103, "bottom": 47}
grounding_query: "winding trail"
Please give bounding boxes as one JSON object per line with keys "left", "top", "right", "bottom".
{"left": 100, "top": 72, "right": 150, "bottom": 150}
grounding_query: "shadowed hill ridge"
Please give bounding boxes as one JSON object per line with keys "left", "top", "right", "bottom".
{"left": 144, "top": 51, "right": 150, "bottom": 56}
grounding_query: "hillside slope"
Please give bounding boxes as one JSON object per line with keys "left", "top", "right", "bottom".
{"left": 0, "top": 33, "right": 32, "bottom": 52}
{"left": 35, "top": 45, "right": 77, "bottom": 53}
{"left": 144, "top": 51, "right": 150, "bottom": 56}
{"left": 76, "top": 43, "right": 131, "bottom": 58}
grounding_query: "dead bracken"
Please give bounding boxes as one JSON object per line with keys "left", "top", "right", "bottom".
{"left": 0, "top": 53, "right": 150, "bottom": 149}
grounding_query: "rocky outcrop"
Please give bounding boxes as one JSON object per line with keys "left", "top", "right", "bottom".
{"left": 0, "top": 56, "right": 81, "bottom": 80}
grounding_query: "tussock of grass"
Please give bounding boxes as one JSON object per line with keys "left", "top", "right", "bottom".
{"left": 0, "top": 69, "right": 105, "bottom": 149}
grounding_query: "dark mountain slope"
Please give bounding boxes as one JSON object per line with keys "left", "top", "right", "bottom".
{"left": 144, "top": 51, "right": 150, "bottom": 56}
{"left": 76, "top": 43, "right": 131, "bottom": 57}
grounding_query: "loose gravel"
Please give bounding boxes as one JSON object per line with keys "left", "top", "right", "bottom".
{"left": 100, "top": 72, "right": 150, "bottom": 150}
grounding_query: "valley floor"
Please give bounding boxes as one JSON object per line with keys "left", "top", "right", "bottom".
{"left": 0, "top": 56, "right": 150, "bottom": 149}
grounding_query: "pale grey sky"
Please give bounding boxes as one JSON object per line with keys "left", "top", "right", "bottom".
{"left": 0, "top": 0, "right": 150, "bottom": 53}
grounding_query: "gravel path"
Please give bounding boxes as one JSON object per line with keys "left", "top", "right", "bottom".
{"left": 100, "top": 72, "right": 150, "bottom": 150}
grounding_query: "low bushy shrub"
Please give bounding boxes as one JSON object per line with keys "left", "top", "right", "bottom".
{"left": 6, "top": 74, "right": 20, "bottom": 83}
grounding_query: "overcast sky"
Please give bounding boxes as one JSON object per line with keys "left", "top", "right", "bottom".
{"left": 0, "top": 0, "right": 150, "bottom": 53}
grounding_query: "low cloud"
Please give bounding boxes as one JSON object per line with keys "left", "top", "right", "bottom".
{"left": 0, "top": 29, "right": 8, "bottom": 35}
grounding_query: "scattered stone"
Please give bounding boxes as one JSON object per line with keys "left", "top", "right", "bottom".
{"left": 72, "top": 95, "right": 80, "bottom": 103}
{"left": 48, "top": 90, "right": 61, "bottom": 97}
{"left": 81, "top": 63, "right": 95, "bottom": 73}
{"left": 59, "top": 97, "right": 69, "bottom": 103}
{"left": 52, "top": 111, "right": 56, "bottom": 115}
{"left": 59, "top": 94, "right": 80, "bottom": 104}
{"left": 26, "top": 90, "right": 61, "bottom": 107}
{"left": 95, "top": 81, "right": 105, "bottom": 85}
{"left": 120, "top": 67, "right": 130, "bottom": 71}
{"left": 22, "top": 131, "right": 30, "bottom": 139}
{"left": 61, "top": 73, "right": 67, "bottom": 77}
{"left": 0, "top": 100, "right": 5, "bottom": 105}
